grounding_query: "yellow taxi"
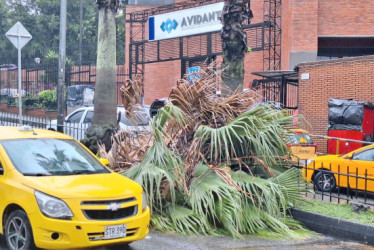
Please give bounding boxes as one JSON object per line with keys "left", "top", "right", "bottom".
{"left": 0, "top": 126, "right": 150, "bottom": 249}
{"left": 286, "top": 129, "right": 317, "bottom": 165}
{"left": 304, "top": 144, "right": 374, "bottom": 192}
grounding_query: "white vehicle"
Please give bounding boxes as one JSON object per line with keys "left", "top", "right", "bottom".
{"left": 47, "top": 106, "right": 150, "bottom": 140}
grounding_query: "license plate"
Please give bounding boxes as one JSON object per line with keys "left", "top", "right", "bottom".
{"left": 104, "top": 224, "right": 127, "bottom": 239}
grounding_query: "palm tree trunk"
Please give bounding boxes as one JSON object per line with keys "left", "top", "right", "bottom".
{"left": 221, "top": 0, "right": 252, "bottom": 94}
{"left": 82, "top": 0, "right": 119, "bottom": 153}
{"left": 93, "top": 0, "right": 118, "bottom": 126}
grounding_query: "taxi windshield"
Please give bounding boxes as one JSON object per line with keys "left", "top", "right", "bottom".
{"left": 286, "top": 133, "right": 314, "bottom": 144}
{"left": 1, "top": 139, "right": 110, "bottom": 176}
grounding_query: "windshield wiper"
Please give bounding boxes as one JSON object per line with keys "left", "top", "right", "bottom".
{"left": 69, "top": 169, "right": 108, "bottom": 175}
{"left": 24, "top": 173, "right": 51, "bottom": 176}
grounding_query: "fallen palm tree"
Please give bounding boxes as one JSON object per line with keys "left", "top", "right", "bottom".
{"left": 103, "top": 67, "right": 304, "bottom": 237}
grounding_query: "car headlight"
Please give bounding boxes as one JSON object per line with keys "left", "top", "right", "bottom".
{"left": 299, "top": 159, "right": 307, "bottom": 166}
{"left": 142, "top": 191, "right": 148, "bottom": 212}
{"left": 35, "top": 190, "right": 73, "bottom": 220}
{"left": 306, "top": 159, "right": 314, "bottom": 167}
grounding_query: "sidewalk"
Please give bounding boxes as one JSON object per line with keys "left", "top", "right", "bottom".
{"left": 96, "top": 230, "right": 371, "bottom": 250}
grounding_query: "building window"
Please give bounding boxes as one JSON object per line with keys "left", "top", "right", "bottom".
{"left": 318, "top": 37, "right": 374, "bottom": 61}
{"left": 128, "top": 0, "right": 174, "bottom": 4}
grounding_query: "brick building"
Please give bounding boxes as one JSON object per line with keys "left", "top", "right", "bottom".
{"left": 125, "top": 1, "right": 374, "bottom": 153}
{"left": 124, "top": 0, "right": 374, "bottom": 105}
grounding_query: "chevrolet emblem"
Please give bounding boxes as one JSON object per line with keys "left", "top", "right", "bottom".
{"left": 107, "top": 202, "right": 121, "bottom": 211}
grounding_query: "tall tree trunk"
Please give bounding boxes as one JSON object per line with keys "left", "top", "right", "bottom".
{"left": 82, "top": 0, "right": 119, "bottom": 153}
{"left": 221, "top": 0, "right": 253, "bottom": 94}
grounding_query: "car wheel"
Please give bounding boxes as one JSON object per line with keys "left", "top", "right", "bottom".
{"left": 5, "top": 210, "right": 36, "bottom": 250}
{"left": 314, "top": 171, "right": 336, "bottom": 192}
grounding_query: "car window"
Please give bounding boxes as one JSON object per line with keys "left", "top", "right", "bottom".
{"left": 286, "top": 133, "right": 314, "bottom": 144}
{"left": 84, "top": 111, "right": 94, "bottom": 123}
{"left": 67, "top": 110, "right": 84, "bottom": 123}
{"left": 352, "top": 149, "right": 374, "bottom": 162}
{"left": 120, "top": 111, "right": 150, "bottom": 126}
{"left": 1, "top": 139, "right": 110, "bottom": 176}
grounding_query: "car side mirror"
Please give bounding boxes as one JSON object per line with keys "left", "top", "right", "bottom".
{"left": 345, "top": 153, "right": 353, "bottom": 160}
{"left": 0, "top": 162, "right": 4, "bottom": 175}
{"left": 99, "top": 158, "right": 109, "bottom": 166}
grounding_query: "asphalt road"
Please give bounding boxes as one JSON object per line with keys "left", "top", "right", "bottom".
{"left": 0, "top": 230, "right": 372, "bottom": 250}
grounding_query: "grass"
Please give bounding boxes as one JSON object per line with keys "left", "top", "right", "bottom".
{"left": 297, "top": 200, "right": 374, "bottom": 225}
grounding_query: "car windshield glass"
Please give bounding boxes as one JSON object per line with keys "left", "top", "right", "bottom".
{"left": 286, "top": 133, "right": 314, "bottom": 144}
{"left": 1, "top": 139, "right": 110, "bottom": 176}
{"left": 120, "top": 111, "right": 150, "bottom": 126}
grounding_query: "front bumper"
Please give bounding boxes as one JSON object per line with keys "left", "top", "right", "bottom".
{"left": 29, "top": 207, "right": 150, "bottom": 249}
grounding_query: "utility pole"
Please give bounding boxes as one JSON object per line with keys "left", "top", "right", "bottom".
{"left": 57, "top": 0, "right": 67, "bottom": 132}
{"left": 79, "top": 0, "right": 83, "bottom": 65}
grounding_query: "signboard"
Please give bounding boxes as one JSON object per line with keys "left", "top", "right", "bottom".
{"left": 187, "top": 66, "right": 200, "bottom": 84}
{"left": 5, "top": 22, "right": 32, "bottom": 49}
{"left": 5, "top": 22, "right": 32, "bottom": 125}
{"left": 149, "top": 2, "right": 224, "bottom": 41}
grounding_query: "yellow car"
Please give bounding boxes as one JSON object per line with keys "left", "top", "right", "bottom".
{"left": 286, "top": 129, "right": 317, "bottom": 165}
{"left": 304, "top": 144, "right": 374, "bottom": 192}
{"left": 0, "top": 126, "right": 150, "bottom": 249}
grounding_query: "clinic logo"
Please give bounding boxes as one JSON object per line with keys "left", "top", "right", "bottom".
{"left": 160, "top": 18, "right": 178, "bottom": 34}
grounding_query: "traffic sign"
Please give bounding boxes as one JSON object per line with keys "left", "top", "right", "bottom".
{"left": 5, "top": 22, "right": 32, "bottom": 125}
{"left": 5, "top": 22, "right": 32, "bottom": 50}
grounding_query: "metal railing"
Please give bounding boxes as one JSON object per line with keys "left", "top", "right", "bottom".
{"left": 0, "top": 111, "right": 88, "bottom": 141}
{"left": 300, "top": 162, "right": 374, "bottom": 207}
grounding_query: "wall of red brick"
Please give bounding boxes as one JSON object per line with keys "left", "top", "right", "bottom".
{"left": 318, "top": 0, "right": 374, "bottom": 36}
{"left": 0, "top": 103, "right": 58, "bottom": 119}
{"left": 144, "top": 60, "right": 181, "bottom": 104}
{"left": 297, "top": 55, "right": 374, "bottom": 153}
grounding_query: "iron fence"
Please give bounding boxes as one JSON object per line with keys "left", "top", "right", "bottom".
{"left": 300, "top": 162, "right": 374, "bottom": 207}
{"left": 0, "top": 64, "right": 129, "bottom": 106}
{"left": 0, "top": 111, "right": 88, "bottom": 141}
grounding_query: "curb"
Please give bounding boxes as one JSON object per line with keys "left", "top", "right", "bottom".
{"left": 291, "top": 208, "right": 374, "bottom": 245}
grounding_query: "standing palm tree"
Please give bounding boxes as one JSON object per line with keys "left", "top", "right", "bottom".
{"left": 221, "top": 0, "right": 253, "bottom": 93}
{"left": 83, "top": 0, "right": 119, "bottom": 153}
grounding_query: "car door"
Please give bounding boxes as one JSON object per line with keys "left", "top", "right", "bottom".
{"left": 65, "top": 109, "right": 86, "bottom": 140}
{"left": 346, "top": 148, "right": 374, "bottom": 192}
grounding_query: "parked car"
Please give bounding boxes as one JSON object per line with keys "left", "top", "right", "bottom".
{"left": 149, "top": 98, "right": 167, "bottom": 118}
{"left": 286, "top": 129, "right": 317, "bottom": 165}
{"left": 304, "top": 144, "right": 374, "bottom": 192}
{"left": 47, "top": 106, "right": 150, "bottom": 140}
{"left": 0, "top": 126, "right": 150, "bottom": 249}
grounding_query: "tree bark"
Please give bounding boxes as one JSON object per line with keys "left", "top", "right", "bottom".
{"left": 82, "top": 0, "right": 119, "bottom": 153}
{"left": 221, "top": 0, "right": 253, "bottom": 94}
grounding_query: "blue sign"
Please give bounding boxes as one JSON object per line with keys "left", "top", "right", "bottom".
{"left": 148, "top": 2, "right": 224, "bottom": 41}
{"left": 187, "top": 66, "right": 201, "bottom": 84}
{"left": 160, "top": 18, "right": 178, "bottom": 34}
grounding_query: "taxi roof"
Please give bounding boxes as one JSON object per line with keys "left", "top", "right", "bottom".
{"left": 288, "top": 128, "right": 309, "bottom": 134}
{"left": 0, "top": 126, "right": 74, "bottom": 140}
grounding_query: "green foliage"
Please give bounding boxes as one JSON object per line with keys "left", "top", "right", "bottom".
{"left": 44, "top": 50, "right": 75, "bottom": 68}
{"left": 23, "top": 89, "right": 57, "bottom": 110}
{"left": 124, "top": 103, "right": 305, "bottom": 237}
{"left": 297, "top": 200, "right": 374, "bottom": 225}
{"left": 39, "top": 89, "right": 57, "bottom": 110}
{"left": 1, "top": 0, "right": 100, "bottom": 64}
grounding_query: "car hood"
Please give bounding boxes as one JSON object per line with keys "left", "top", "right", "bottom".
{"left": 22, "top": 172, "right": 142, "bottom": 199}
{"left": 314, "top": 154, "right": 341, "bottom": 160}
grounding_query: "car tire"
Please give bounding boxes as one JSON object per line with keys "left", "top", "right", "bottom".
{"left": 4, "top": 210, "right": 36, "bottom": 250}
{"left": 314, "top": 171, "right": 336, "bottom": 192}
